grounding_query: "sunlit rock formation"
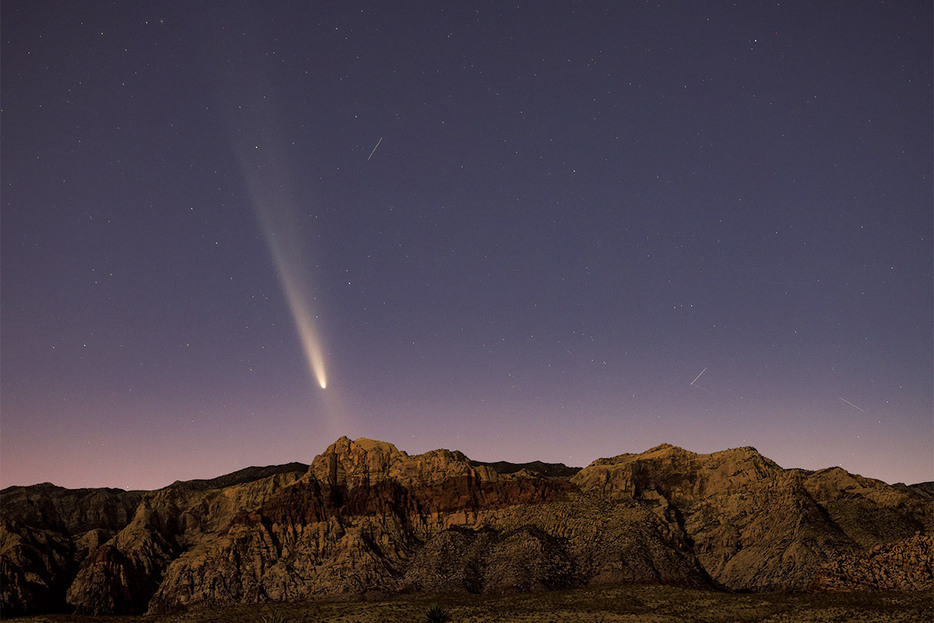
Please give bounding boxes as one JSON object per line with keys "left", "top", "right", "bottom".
{"left": 1, "top": 438, "right": 931, "bottom": 616}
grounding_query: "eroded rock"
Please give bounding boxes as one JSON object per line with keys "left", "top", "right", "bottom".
{"left": 3, "top": 438, "right": 931, "bottom": 616}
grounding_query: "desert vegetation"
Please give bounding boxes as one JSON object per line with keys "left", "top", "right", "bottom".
{"left": 424, "top": 603, "right": 453, "bottom": 622}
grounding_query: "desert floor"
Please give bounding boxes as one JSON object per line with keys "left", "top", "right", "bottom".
{"left": 14, "top": 585, "right": 933, "bottom": 623}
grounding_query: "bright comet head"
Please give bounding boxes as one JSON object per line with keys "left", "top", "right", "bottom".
{"left": 277, "top": 260, "right": 329, "bottom": 392}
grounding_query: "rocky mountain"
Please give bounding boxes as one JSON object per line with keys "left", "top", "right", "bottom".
{"left": 1, "top": 438, "right": 931, "bottom": 616}
{"left": 0, "top": 484, "right": 145, "bottom": 616}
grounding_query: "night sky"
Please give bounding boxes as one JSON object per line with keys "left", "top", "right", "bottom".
{"left": 2, "top": 2, "right": 931, "bottom": 490}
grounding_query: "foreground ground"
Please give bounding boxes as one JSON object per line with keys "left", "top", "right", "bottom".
{"left": 13, "top": 585, "right": 933, "bottom": 623}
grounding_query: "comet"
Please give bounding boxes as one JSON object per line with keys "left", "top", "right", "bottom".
{"left": 221, "top": 52, "right": 330, "bottom": 394}
{"left": 249, "top": 190, "right": 329, "bottom": 391}
{"left": 233, "top": 131, "right": 329, "bottom": 391}
{"left": 275, "top": 257, "right": 328, "bottom": 389}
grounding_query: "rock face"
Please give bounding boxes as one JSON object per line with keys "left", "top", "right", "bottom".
{"left": 65, "top": 465, "right": 308, "bottom": 614}
{"left": 0, "top": 484, "right": 144, "bottom": 616}
{"left": 1, "top": 439, "right": 931, "bottom": 616}
{"left": 571, "top": 444, "right": 931, "bottom": 592}
{"left": 811, "top": 533, "right": 934, "bottom": 591}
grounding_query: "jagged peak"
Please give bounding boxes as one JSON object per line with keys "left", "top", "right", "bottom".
{"left": 166, "top": 463, "right": 308, "bottom": 492}
{"left": 318, "top": 437, "right": 479, "bottom": 465}
{"left": 577, "top": 443, "right": 785, "bottom": 490}
{"left": 351, "top": 437, "right": 402, "bottom": 455}
{"left": 708, "top": 445, "right": 766, "bottom": 460}
{"left": 585, "top": 443, "right": 695, "bottom": 468}
{"left": 727, "top": 445, "right": 760, "bottom": 454}
{"left": 643, "top": 444, "right": 764, "bottom": 462}
{"left": 471, "top": 459, "right": 581, "bottom": 479}
{"left": 309, "top": 436, "right": 491, "bottom": 488}
{"left": 643, "top": 443, "right": 694, "bottom": 458}
{"left": 321, "top": 436, "right": 403, "bottom": 457}
{"left": 1, "top": 482, "right": 65, "bottom": 493}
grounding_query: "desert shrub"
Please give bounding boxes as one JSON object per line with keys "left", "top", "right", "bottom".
{"left": 259, "top": 611, "right": 290, "bottom": 623}
{"left": 424, "top": 603, "right": 452, "bottom": 623}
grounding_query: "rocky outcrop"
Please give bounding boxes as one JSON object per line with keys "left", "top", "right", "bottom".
{"left": 570, "top": 443, "right": 931, "bottom": 592}
{"left": 64, "top": 466, "right": 306, "bottom": 614}
{"left": 471, "top": 460, "right": 581, "bottom": 479}
{"left": 0, "top": 484, "right": 144, "bottom": 538}
{"left": 0, "top": 464, "right": 306, "bottom": 616}
{"left": 145, "top": 442, "right": 603, "bottom": 613}
{"left": 146, "top": 477, "right": 706, "bottom": 613}
{"left": 2, "top": 437, "right": 931, "bottom": 616}
{"left": 799, "top": 467, "right": 933, "bottom": 547}
{"left": 811, "top": 533, "right": 934, "bottom": 591}
{"left": 0, "top": 484, "right": 143, "bottom": 616}
{"left": 306, "top": 437, "right": 501, "bottom": 488}
{"left": 0, "top": 519, "right": 75, "bottom": 616}
{"left": 907, "top": 481, "right": 934, "bottom": 499}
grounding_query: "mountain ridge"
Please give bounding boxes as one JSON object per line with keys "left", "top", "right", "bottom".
{"left": 2, "top": 436, "right": 931, "bottom": 616}
{"left": 5, "top": 442, "right": 930, "bottom": 492}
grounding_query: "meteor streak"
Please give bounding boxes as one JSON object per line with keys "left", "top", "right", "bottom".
{"left": 367, "top": 136, "right": 383, "bottom": 161}
{"left": 839, "top": 397, "right": 865, "bottom": 412}
{"left": 689, "top": 367, "right": 713, "bottom": 394}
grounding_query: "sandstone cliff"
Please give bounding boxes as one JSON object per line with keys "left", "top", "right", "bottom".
{"left": 570, "top": 444, "right": 930, "bottom": 592}
{"left": 2, "top": 438, "right": 931, "bottom": 617}
{"left": 146, "top": 440, "right": 706, "bottom": 614}
{"left": 811, "top": 533, "right": 934, "bottom": 591}
{"left": 65, "top": 465, "right": 307, "bottom": 614}
{"left": 0, "top": 484, "right": 143, "bottom": 616}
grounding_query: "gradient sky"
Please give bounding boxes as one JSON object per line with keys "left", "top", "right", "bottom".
{"left": 2, "top": 1, "right": 931, "bottom": 490}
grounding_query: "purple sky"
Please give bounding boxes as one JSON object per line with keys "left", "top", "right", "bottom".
{"left": 2, "top": 1, "right": 932, "bottom": 490}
